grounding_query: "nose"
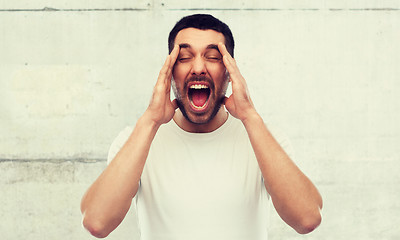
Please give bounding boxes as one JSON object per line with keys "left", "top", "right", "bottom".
{"left": 191, "top": 56, "right": 206, "bottom": 76}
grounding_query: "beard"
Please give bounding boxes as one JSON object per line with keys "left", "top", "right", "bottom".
{"left": 176, "top": 95, "right": 225, "bottom": 125}
{"left": 173, "top": 75, "right": 227, "bottom": 125}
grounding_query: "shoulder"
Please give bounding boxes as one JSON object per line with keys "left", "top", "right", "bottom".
{"left": 106, "top": 120, "right": 178, "bottom": 165}
{"left": 107, "top": 125, "right": 134, "bottom": 165}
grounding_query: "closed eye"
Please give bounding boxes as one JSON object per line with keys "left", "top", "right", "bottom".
{"left": 205, "top": 49, "right": 222, "bottom": 62}
{"left": 205, "top": 56, "right": 221, "bottom": 62}
{"left": 178, "top": 55, "right": 193, "bottom": 63}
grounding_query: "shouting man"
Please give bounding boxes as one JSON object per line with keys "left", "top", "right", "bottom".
{"left": 81, "top": 14, "right": 323, "bottom": 239}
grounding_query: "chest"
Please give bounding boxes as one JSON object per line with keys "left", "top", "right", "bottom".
{"left": 140, "top": 134, "right": 263, "bottom": 213}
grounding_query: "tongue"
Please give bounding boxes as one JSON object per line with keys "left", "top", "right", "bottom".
{"left": 192, "top": 90, "right": 208, "bottom": 107}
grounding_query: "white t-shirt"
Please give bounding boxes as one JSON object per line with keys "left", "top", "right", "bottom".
{"left": 108, "top": 114, "right": 293, "bottom": 240}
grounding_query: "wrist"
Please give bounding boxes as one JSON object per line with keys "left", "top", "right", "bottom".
{"left": 241, "top": 110, "right": 263, "bottom": 127}
{"left": 138, "top": 112, "right": 162, "bottom": 132}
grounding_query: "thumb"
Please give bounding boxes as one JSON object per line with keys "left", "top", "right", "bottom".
{"left": 223, "top": 96, "right": 229, "bottom": 105}
{"left": 223, "top": 95, "right": 238, "bottom": 119}
{"left": 171, "top": 99, "right": 178, "bottom": 110}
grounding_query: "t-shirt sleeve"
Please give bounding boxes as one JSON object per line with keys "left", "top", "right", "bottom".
{"left": 107, "top": 126, "right": 134, "bottom": 165}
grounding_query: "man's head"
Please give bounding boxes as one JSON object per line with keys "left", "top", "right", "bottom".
{"left": 168, "top": 14, "right": 235, "bottom": 126}
{"left": 168, "top": 14, "right": 234, "bottom": 58}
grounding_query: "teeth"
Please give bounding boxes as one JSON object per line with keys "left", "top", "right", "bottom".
{"left": 191, "top": 100, "right": 207, "bottom": 109}
{"left": 189, "top": 84, "right": 208, "bottom": 89}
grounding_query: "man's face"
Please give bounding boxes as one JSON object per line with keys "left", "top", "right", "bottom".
{"left": 172, "top": 28, "right": 229, "bottom": 124}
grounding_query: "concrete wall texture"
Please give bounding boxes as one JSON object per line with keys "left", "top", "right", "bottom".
{"left": 1, "top": 1, "right": 399, "bottom": 239}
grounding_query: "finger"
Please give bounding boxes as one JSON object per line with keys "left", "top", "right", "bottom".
{"left": 218, "top": 43, "right": 232, "bottom": 67}
{"left": 222, "top": 55, "right": 236, "bottom": 75}
{"left": 157, "top": 55, "right": 171, "bottom": 85}
{"left": 169, "top": 44, "right": 180, "bottom": 68}
{"left": 166, "top": 45, "right": 180, "bottom": 80}
{"left": 218, "top": 43, "right": 237, "bottom": 68}
{"left": 223, "top": 55, "right": 245, "bottom": 90}
{"left": 218, "top": 43, "right": 239, "bottom": 78}
{"left": 167, "top": 45, "right": 179, "bottom": 76}
{"left": 218, "top": 42, "right": 232, "bottom": 59}
{"left": 219, "top": 44, "right": 248, "bottom": 90}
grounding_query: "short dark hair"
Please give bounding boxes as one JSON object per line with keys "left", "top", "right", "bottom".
{"left": 168, "top": 14, "right": 235, "bottom": 57}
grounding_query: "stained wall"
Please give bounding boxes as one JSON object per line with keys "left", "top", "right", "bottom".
{"left": 1, "top": 1, "right": 399, "bottom": 239}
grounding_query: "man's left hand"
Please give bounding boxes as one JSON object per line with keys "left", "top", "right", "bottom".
{"left": 218, "top": 43, "right": 258, "bottom": 123}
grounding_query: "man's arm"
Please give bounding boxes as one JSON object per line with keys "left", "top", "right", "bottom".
{"left": 80, "top": 45, "right": 179, "bottom": 238}
{"left": 218, "top": 43, "right": 323, "bottom": 234}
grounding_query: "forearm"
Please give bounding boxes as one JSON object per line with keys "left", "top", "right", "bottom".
{"left": 81, "top": 114, "right": 160, "bottom": 238}
{"left": 243, "top": 113, "right": 322, "bottom": 234}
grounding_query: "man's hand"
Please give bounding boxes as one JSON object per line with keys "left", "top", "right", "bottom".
{"left": 218, "top": 43, "right": 258, "bottom": 123}
{"left": 81, "top": 45, "right": 181, "bottom": 238}
{"left": 143, "top": 44, "right": 180, "bottom": 126}
{"left": 217, "top": 45, "right": 322, "bottom": 234}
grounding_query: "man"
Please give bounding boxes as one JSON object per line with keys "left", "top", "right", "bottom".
{"left": 81, "top": 14, "right": 323, "bottom": 239}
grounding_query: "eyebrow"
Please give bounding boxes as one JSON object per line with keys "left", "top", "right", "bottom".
{"left": 179, "top": 43, "right": 191, "bottom": 49}
{"left": 178, "top": 43, "right": 221, "bottom": 53}
{"left": 206, "top": 44, "right": 219, "bottom": 51}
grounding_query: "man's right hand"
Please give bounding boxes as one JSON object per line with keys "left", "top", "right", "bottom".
{"left": 143, "top": 44, "right": 180, "bottom": 126}
{"left": 81, "top": 45, "right": 181, "bottom": 238}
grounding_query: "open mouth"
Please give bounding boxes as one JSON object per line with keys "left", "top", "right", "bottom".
{"left": 188, "top": 82, "right": 211, "bottom": 112}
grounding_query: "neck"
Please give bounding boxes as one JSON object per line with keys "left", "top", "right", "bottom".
{"left": 173, "top": 108, "right": 228, "bottom": 133}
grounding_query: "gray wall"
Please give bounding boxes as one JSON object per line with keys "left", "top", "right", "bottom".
{"left": 1, "top": 1, "right": 399, "bottom": 239}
